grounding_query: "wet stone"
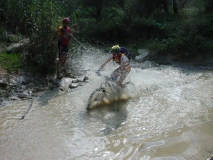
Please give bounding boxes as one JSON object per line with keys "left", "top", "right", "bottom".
{"left": 0, "top": 71, "right": 89, "bottom": 106}
{"left": 69, "top": 83, "right": 79, "bottom": 89}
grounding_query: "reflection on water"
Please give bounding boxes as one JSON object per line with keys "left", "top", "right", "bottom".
{"left": 0, "top": 47, "right": 213, "bottom": 160}
{"left": 87, "top": 101, "right": 128, "bottom": 135}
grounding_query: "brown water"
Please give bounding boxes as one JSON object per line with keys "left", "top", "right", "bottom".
{"left": 1, "top": 48, "right": 213, "bottom": 160}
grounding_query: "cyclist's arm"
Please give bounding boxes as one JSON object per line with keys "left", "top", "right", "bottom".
{"left": 98, "top": 54, "right": 113, "bottom": 71}
{"left": 120, "top": 55, "right": 128, "bottom": 70}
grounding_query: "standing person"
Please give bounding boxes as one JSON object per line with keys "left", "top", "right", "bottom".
{"left": 96, "top": 45, "right": 131, "bottom": 88}
{"left": 57, "top": 17, "right": 73, "bottom": 77}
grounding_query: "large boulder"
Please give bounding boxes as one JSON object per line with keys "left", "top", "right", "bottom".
{"left": 142, "top": 60, "right": 157, "bottom": 69}
{"left": 135, "top": 49, "right": 151, "bottom": 62}
{"left": 6, "top": 38, "right": 29, "bottom": 53}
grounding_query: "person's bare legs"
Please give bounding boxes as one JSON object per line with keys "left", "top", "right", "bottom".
{"left": 57, "top": 54, "right": 67, "bottom": 74}
{"left": 117, "top": 67, "right": 131, "bottom": 88}
{"left": 110, "top": 67, "right": 121, "bottom": 81}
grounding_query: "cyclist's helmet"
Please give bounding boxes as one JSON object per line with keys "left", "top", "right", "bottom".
{"left": 111, "top": 45, "right": 120, "bottom": 53}
{"left": 63, "top": 17, "right": 70, "bottom": 23}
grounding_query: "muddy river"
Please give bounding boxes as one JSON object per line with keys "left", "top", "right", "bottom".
{"left": 1, "top": 47, "right": 213, "bottom": 160}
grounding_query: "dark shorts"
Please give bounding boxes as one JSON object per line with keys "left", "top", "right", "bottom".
{"left": 58, "top": 45, "right": 68, "bottom": 55}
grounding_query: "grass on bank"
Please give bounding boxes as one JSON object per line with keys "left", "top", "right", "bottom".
{"left": 0, "top": 52, "right": 23, "bottom": 73}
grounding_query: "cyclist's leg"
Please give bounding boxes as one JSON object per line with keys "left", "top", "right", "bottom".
{"left": 118, "top": 66, "right": 131, "bottom": 87}
{"left": 61, "top": 46, "right": 68, "bottom": 72}
{"left": 57, "top": 45, "right": 63, "bottom": 74}
{"left": 110, "top": 67, "right": 121, "bottom": 81}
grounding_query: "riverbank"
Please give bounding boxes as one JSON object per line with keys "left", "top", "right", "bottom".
{"left": 0, "top": 68, "right": 90, "bottom": 107}
{"left": 0, "top": 71, "right": 57, "bottom": 106}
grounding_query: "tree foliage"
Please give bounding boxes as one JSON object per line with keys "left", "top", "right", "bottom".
{"left": 23, "top": 0, "right": 60, "bottom": 74}
{"left": 0, "top": 0, "right": 63, "bottom": 74}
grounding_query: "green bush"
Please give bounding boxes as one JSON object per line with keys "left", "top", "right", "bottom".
{"left": 0, "top": 0, "right": 64, "bottom": 75}
{"left": 0, "top": 27, "right": 7, "bottom": 42}
{"left": 22, "top": 0, "right": 61, "bottom": 75}
{"left": 0, "top": 53, "right": 22, "bottom": 73}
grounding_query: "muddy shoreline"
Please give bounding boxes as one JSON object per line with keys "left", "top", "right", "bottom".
{"left": 0, "top": 72, "right": 57, "bottom": 106}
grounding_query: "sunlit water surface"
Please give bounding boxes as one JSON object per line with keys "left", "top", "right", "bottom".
{"left": 1, "top": 47, "right": 213, "bottom": 160}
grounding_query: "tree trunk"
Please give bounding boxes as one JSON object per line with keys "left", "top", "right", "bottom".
{"left": 173, "top": 0, "right": 178, "bottom": 14}
{"left": 162, "top": 0, "right": 169, "bottom": 15}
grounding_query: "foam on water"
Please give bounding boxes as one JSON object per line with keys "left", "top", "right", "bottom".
{"left": 87, "top": 81, "right": 134, "bottom": 110}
